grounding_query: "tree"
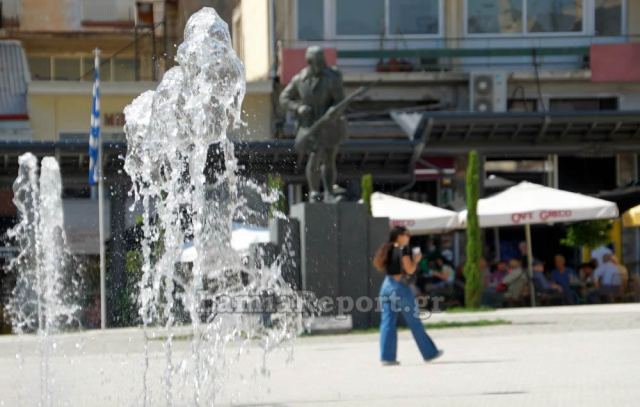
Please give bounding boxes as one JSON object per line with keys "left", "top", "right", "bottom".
{"left": 464, "top": 151, "right": 482, "bottom": 308}
{"left": 361, "top": 173, "right": 373, "bottom": 215}
{"left": 267, "top": 174, "right": 287, "bottom": 216}
{"left": 561, "top": 220, "right": 613, "bottom": 250}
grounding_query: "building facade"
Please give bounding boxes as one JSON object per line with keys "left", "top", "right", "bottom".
{"left": 0, "top": 0, "right": 640, "bottom": 312}
{"left": 229, "top": 0, "right": 640, "bottom": 266}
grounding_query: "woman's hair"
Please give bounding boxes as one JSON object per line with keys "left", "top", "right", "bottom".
{"left": 373, "top": 226, "right": 410, "bottom": 273}
{"left": 388, "top": 226, "right": 409, "bottom": 243}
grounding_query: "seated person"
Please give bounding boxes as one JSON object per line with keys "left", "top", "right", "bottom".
{"left": 610, "top": 255, "right": 629, "bottom": 292}
{"left": 481, "top": 258, "right": 528, "bottom": 307}
{"left": 430, "top": 256, "right": 455, "bottom": 288}
{"left": 480, "top": 257, "right": 491, "bottom": 289}
{"left": 588, "top": 253, "right": 622, "bottom": 303}
{"left": 415, "top": 256, "right": 434, "bottom": 295}
{"left": 419, "top": 256, "right": 455, "bottom": 304}
{"left": 489, "top": 261, "right": 508, "bottom": 288}
{"left": 532, "top": 260, "right": 563, "bottom": 302}
{"left": 550, "top": 254, "right": 578, "bottom": 304}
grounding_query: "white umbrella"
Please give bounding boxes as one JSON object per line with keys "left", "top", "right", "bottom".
{"left": 458, "top": 181, "right": 619, "bottom": 306}
{"left": 179, "top": 223, "right": 271, "bottom": 263}
{"left": 371, "top": 192, "right": 459, "bottom": 234}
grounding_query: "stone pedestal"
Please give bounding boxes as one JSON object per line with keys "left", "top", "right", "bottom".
{"left": 290, "top": 202, "right": 389, "bottom": 329}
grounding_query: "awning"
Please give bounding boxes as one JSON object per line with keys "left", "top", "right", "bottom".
{"left": 371, "top": 192, "right": 459, "bottom": 234}
{"left": 458, "top": 181, "right": 619, "bottom": 228}
{"left": 458, "top": 181, "right": 618, "bottom": 307}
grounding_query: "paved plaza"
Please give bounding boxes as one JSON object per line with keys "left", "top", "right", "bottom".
{"left": 0, "top": 304, "right": 639, "bottom": 406}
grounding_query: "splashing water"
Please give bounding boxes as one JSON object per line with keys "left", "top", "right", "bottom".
{"left": 6, "top": 153, "right": 81, "bottom": 406}
{"left": 124, "top": 8, "right": 305, "bottom": 405}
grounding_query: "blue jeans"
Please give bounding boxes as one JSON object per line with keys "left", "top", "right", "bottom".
{"left": 379, "top": 276, "right": 439, "bottom": 361}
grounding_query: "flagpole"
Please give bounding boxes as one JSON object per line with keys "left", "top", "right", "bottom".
{"left": 94, "top": 48, "right": 107, "bottom": 330}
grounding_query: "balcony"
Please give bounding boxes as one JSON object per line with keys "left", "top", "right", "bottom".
{"left": 283, "top": 34, "right": 640, "bottom": 75}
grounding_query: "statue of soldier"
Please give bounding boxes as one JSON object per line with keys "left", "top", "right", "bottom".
{"left": 279, "top": 46, "right": 348, "bottom": 203}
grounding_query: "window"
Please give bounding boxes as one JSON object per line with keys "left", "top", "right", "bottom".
{"left": 595, "top": 0, "right": 621, "bottom": 36}
{"left": 114, "top": 58, "right": 135, "bottom": 81}
{"left": 28, "top": 57, "right": 51, "bottom": 80}
{"left": 466, "top": 0, "right": 622, "bottom": 35}
{"left": 336, "top": 0, "right": 384, "bottom": 36}
{"left": 53, "top": 58, "right": 81, "bottom": 81}
{"left": 296, "top": 0, "right": 442, "bottom": 39}
{"left": 527, "top": 0, "right": 582, "bottom": 32}
{"left": 297, "top": 0, "right": 324, "bottom": 40}
{"left": 468, "top": 0, "right": 523, "bottom": 34}
{"left": 389, "top": 0, "right": 439, "bottom": 35}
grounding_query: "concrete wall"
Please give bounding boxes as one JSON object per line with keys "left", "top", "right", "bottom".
{"left": 239, "top": 0, "right": 271, "bottom": 82}
{"left": 241, "top": 93, "right": 273, "bottom": 140}
{"left": 28, "top": 83, "right": 273, "bottom": 141}
{"left": 20, "top": 0, "right": 82, "bottom": 31}
{"left": 28, "top": 91, "right": 136, "bottom": 140}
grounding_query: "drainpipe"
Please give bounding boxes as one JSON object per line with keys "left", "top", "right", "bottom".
{"left": 268, "top": 0, "right": 277, "bottom": 80}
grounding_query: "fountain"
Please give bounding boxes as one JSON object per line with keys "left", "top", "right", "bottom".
{"left": 123, "top": 7, "right": 305, "bottom": 405}
{"left": 6, "top": 153, "right": 81, "bottom": 406}
{"left": 2, "top": 7, "right": 306, "bottom": 406}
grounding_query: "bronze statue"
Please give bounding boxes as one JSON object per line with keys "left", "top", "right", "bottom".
{"left": 280, "top": 46, "right": 365, "bottom": 203}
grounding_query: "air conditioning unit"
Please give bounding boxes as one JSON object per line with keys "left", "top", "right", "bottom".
{"left": 469, "top": 72, "right": 507, "bottom": 112}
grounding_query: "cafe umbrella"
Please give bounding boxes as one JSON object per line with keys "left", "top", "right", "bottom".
{"left": 371, "top": 192, "right": 460, "bottom": 235}
{"left": 458, "top": 181, "right": 619, "bottom": 306}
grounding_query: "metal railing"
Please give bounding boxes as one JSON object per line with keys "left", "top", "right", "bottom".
{"left": 282, "top": 34, "right": 640, "bottom": 72}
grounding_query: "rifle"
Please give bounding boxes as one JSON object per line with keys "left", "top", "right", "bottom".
{"left": 294, "top": 85, "right": 370, "bottom": 154}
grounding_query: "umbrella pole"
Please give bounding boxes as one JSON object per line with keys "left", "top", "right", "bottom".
{"left": 494, "top": 227, "right": 501, "bottom": 262}
{"left": 525, "top": 223, "right": 536, "bottom": 307}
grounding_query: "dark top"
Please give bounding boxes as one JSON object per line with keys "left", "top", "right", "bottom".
{"left": 533, "top": 272, "right": 553, "bottom": 293}
{"left": 551, "top": 267, "right": 576, "bottom": 292}
{"left": 387, "top": 245, "right": 411, "bottom": 276}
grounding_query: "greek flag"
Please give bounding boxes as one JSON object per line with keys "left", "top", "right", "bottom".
{"left": 88, "top": 52, "right": 101, "bottom": 186}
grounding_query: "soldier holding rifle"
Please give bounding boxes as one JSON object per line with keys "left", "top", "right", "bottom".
{"left": 280, "top": 46, "right": 366, "bottom": 203}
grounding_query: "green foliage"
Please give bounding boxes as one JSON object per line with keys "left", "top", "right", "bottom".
{"left": 561, "top": 220, "right": 613, "bottom": 249}
{"left": 267, "top": 174, "right": 287, "bottom": 216}
{"left": 463, "top": 151, "right": 482, "bottom": 308}
{"left": 361, "top": 173, "right": 373, "bottom": 215}
{"left": 113, "top": 250, "right": 143, "bottom": 327}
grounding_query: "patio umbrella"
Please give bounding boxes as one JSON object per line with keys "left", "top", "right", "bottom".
{"left": 622, "top": 204, "right": 640, "bottom": 228}
{"left": 459, "top": 181, "right": 619, "bottom": 306}
{"left": 371, "top": 192, "right": 460, "bottom": 235}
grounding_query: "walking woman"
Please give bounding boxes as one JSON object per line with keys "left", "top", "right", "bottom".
{"left": 374, "top": 226, "right": 443, "bottom": 365}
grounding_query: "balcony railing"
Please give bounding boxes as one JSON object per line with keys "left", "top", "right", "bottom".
{"left": 283, "top": 34, "right": 638, "bottom": 73}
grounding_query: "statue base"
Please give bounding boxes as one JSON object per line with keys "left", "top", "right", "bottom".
{"left": 290, "top": 202, "right": 389, "bottom": 329}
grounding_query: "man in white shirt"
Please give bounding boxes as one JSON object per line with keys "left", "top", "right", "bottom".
{"left": 589, "top": 253, "right": 622, "bottom": 303}
{"left": 591, "top": 245, "right": 613, "bottom": 268}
